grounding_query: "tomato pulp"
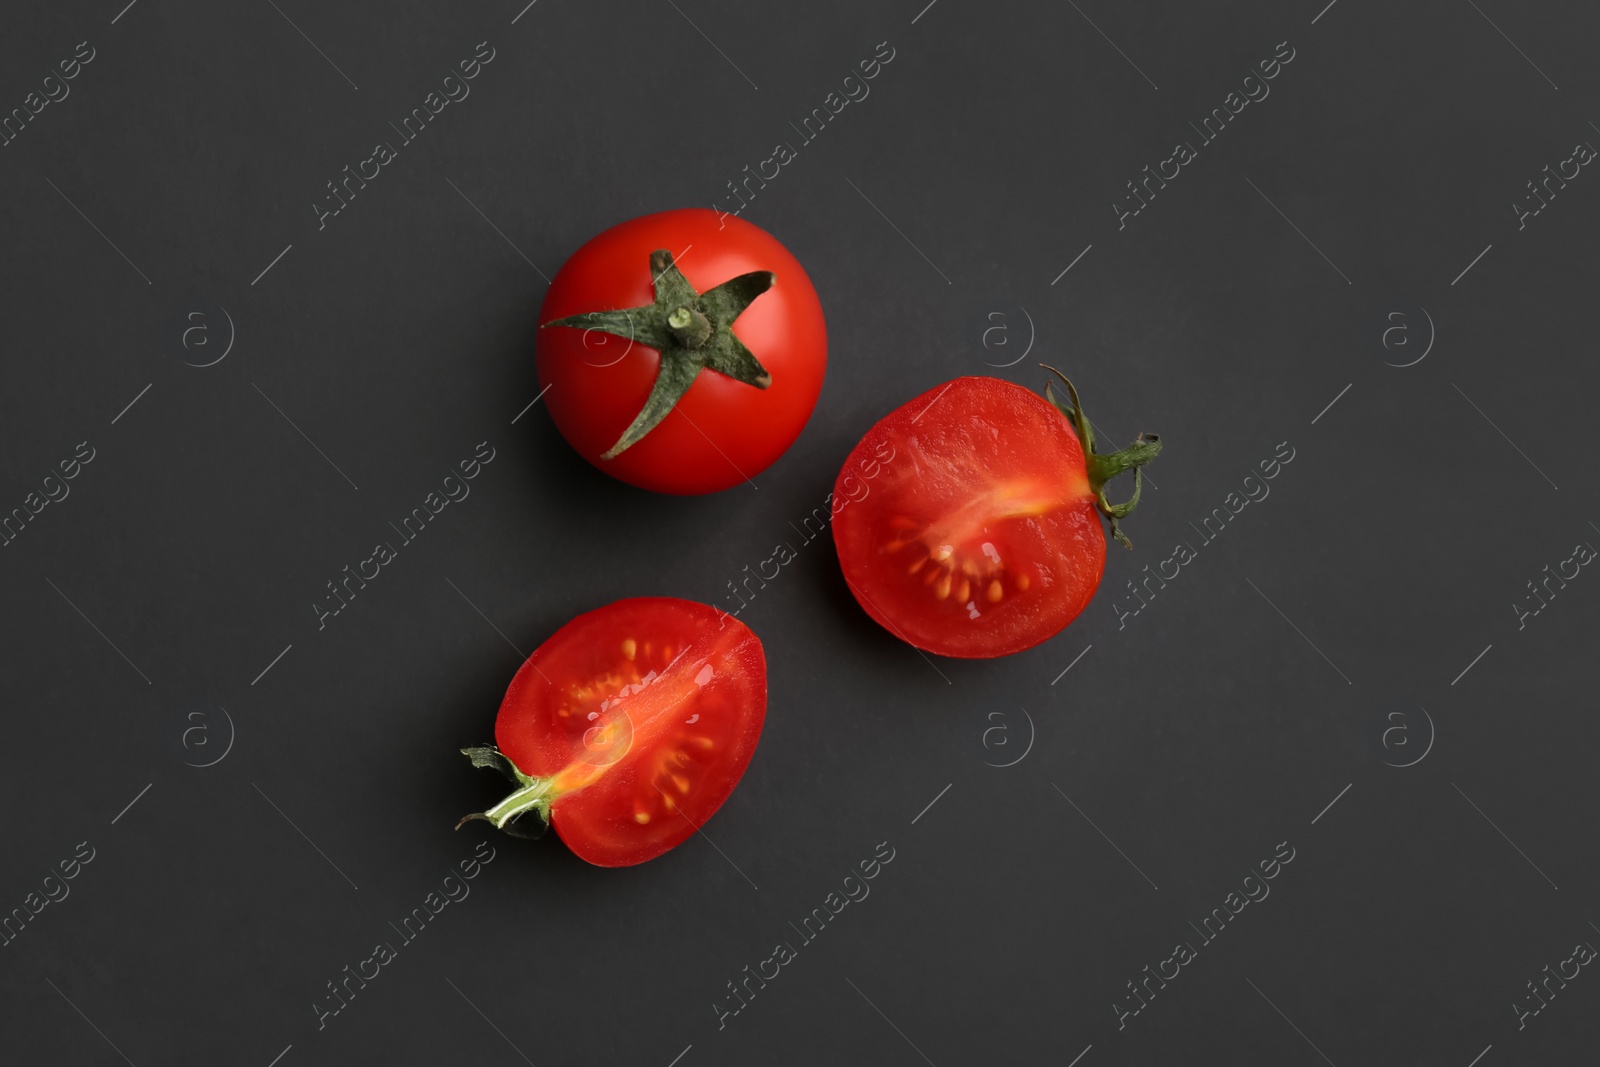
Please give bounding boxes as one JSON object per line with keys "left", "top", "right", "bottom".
{"left": 537, "top": 209, "right": 827, "bottom": 494}
{"left": 832, "top": 375, "right": 1161, "bottom": 659}
{"left": 460, "top": 598, "right": 767, "bottom": 867}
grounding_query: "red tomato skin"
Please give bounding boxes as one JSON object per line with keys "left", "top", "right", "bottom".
{"left": 832, "top": 377, "right": 1106, "bottom": 659}
{"left": 495, "top": 598, "right": 766, "bottom": 867}
{"left": 537, "top": 210, "right": 827, "bottom": 495}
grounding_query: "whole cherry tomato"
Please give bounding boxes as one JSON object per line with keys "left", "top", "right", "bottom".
{"left": 459, "top": 597, "right": 767, "bottom": 867}
{"left": 537, "top": 210, "right": 827, "bottom": 494}
{"left": 831, "top": 372, "right": 1162, "bottom": 659}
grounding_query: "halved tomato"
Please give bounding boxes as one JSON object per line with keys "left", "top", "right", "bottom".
{"left": 831, "top": 373, "right": 1160, "bottom": 659}
{"left": 459, "top": 598, "right": 766, "bottom": 867}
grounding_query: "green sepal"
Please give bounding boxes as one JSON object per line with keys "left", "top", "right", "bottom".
{"left": 647, "top": 248, "right": 699, "bottom": 309}
{"left": 600, "top": 348, "right": 707, "bottom": 459}
{"left": 460, "top": 744, "right": 529, "bottom": 785}
{"left": 1041, "top": 364, "right": 1163, "bottom": 549}
{"left": 540, "top": 307, "right": 671, "bottom": 351}
{"left": 701, "top": 333, "right": 771, "bottom": 389}
{"left": 698, "top": 270, "right": 776, "bottom": 333}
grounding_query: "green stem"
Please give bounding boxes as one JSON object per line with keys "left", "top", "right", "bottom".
{"left": 457, "top": 745, "right": 556, "bottom": 838}
{"left": 667, "top": 306, "right": 713, "bottom": 348}
{"left": 457, "top": 777, "right": 556, "bottom": 833}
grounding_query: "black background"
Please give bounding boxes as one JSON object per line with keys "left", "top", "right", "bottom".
{"left": 2, "top": 1, "right": 1598, "bottom": 1064}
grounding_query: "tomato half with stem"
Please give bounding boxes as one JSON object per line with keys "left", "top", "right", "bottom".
{"left": 832, "top": 372, "right": 1162, "bottom": 659}
{"left": 537, "top": 209, "right": 827, "bottom": 494}
{"left": 459, "top": 598, "right": 766, "bottom": 867}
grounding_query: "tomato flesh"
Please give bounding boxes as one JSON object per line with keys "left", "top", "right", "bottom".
{"left": 495, "top": 598, "right": 766, "bottom": 866}
{"left": 832, "top": 377, "right": 1106, "bottom": 659}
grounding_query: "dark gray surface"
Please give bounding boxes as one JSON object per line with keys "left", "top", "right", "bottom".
{"left": 2, "top": 1, "right": 1597, "bottom": 1064}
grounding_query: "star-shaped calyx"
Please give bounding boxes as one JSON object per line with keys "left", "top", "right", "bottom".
{"left": 542, "top": 250, "right": 775, "bottom": 458}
